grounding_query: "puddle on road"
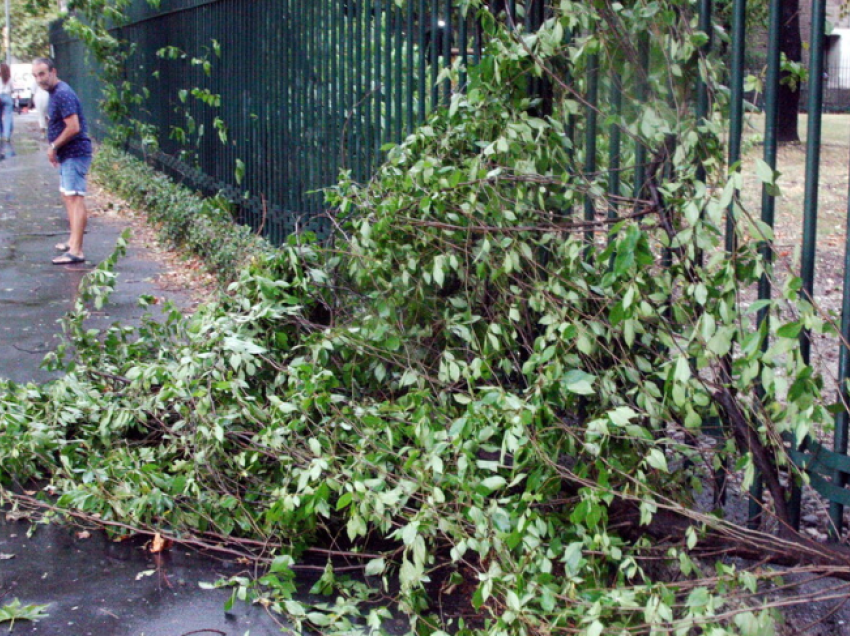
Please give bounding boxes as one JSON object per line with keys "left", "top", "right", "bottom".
{"left": 0, "top": 518, "right": 288, "bottom": 635}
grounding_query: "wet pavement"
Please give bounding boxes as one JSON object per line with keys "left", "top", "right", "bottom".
{"left": 0, "top": 113, "right": 197, "bottom": 385}
{"left": 0, "top": 113, "right": 289, "bottom": 635}
{"left": 0, "top": 521, "right": 285, "bottom": 636}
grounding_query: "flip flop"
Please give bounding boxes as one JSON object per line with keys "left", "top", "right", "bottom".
{"left": 52, "top": 253, "right": 85, "bottom": 265}
{"left": 54, "top": 242, "right": 70, "bottom": 252}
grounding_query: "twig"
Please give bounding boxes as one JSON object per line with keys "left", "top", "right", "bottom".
{"left": 2, "top": 490, "right": 385, "bottom": 569}
{"left": 400, "top": 206, "right": 656, "bottom": 235}
{"left": 10, "top": 344, "right": 51, "bottom": 355}
{"left": 255, "top": 193, "right": 267, "bottom": 238}
{"left": 87, "top": 369, "right": 131, "bottom": 385}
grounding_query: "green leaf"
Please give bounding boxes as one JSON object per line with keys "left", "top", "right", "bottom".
{"left": 479, "top": 476, "right": 507, "bottom": 493}
{"left": 562, "top": 369, "right": 596, "bottom": 395}
{"left": 777, "top": 320, "right": 803, "bottom": 338}
{"left": 755, "top": 159, "right": 775, "bottom": 185}
{"left": 0, "top": 599, "right": 49, "bottom": 625}
{"left": 707, "top": 326, "right": 735, "bottom": 356}
{"left": 365, "top": 558, "right": 386, "bottom": 576}
{"left": 336, "top": 492, "right": 353, "bottom": 511}
{"left": 608, "top": 407, "right": 638, "bottom": 427}
{"left": 674, "top": 357, "right": 691, "bottom": 383}
{"left": 645, "top": 449, "right": 669, "bottom": 472}
{"left": 586, "top": 620, "right": 605, "bottom": 636}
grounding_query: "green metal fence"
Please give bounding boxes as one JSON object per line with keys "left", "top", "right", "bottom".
{"left": 53, "top": 0, "right": 486, "bottom": 243}
{"left": 48, "top": 0, "right": 850, "bottom": 535}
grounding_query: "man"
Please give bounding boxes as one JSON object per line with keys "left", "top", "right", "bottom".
{"left": 32, "top": 57, "right": 92, "bottom": 265}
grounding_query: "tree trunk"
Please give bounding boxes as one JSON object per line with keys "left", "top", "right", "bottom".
{"left": 777, "top": 0, "right": 801, "bottom": 143}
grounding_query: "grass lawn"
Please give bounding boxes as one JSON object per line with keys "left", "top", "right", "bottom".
{"left": 744, "top": 112, "right": 850, "bottom": 146}
{"left": 738, "top": 112, "right": 849, "bottom": 241}
{"left": 734, "top": 112, "right": 850, "bottom": 399}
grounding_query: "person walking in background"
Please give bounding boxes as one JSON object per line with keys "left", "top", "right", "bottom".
{"left": 32, "top": 57, "right": 93, "bottom": 265}
{"left": 0, "top": 64, "right": 14, "bottom": 158}
{"left": 31, "top": 77, "right": 48, "bottom": 138}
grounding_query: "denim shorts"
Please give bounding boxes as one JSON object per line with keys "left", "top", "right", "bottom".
{"left": 59, "top": 155, "right": 92, "bottom": 196}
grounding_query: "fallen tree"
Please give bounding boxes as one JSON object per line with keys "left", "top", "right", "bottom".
{"left": 1, "top": 1, "right": 847, "bottom": 635}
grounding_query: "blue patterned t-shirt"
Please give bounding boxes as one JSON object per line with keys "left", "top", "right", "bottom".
{"left": 47, "top": 81, "right": 92, "bottom": 161}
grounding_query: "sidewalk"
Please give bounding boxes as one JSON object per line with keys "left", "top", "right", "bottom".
{"left": 0, "top": 112, "right": 196, "bottom": 385}
{"left": 0, "top": 113, "right": 286, "bottom": 635}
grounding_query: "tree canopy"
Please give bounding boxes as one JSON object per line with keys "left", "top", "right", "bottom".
{"left": 4, "top": 0, "right": 58, "bottom": 63}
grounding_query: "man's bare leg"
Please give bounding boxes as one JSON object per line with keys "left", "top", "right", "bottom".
{"left": 64, "top": 193, "right": 87, "bottom": 258}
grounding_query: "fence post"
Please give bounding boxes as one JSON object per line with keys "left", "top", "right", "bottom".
{"left": 726, "top": 0, "right": 747, "bottom": 254}
{"left": 750, "top": 0, "right": 783, "bottom": 530}
{"left": 582, "top": 54, "right": 599, "bottom": 247}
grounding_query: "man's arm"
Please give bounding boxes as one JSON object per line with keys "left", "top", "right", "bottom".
{"left": 46, "top": 113, "right": 80, "bottom": 167}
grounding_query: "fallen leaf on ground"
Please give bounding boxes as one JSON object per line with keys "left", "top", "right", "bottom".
{"left": 150, "top": 532, "right": 173, "bottom": 553}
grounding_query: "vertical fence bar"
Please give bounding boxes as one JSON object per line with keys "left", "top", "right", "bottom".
{"left": 418, "top": 0, "right": 427, "bottom": 123}
{"left": 295, "top": 0, "right": 305, "bottom": 214}
{"left": 319, "top": 0, "right": 327, "bottom": 206}
{"left": 384, "top": 0, "right": 392, "bottom": 151}
{"left": 800, "top": 0, "right": 827, "bottom": 365}
{"left": 364, "top": 0, "right": 373, "bottom": 178}
{"left": 320, "top": 0, "right": 329, "bottom": 212}
{"left": 563, "top": 27, "right": 576, "bottom": 219}
{"left": 525, "top": 0, "right": 537, "bottom": 101}
{"left": 406, "top": 0, "right": 415, "bottom": 134}
{"left": 342, "top": 0, "right": 350, "bottom": 176}
{"left": 308, "top": 1, "right": 317, "bottom": 216}
{"left": 331, "top": 0, "right": 340, "bottom": 192}
{"left": 830, "top": 189, "right": 850, "bottom": 535}
{"left": 320, "top": 0, "right": 328, "bottom": 203}
{"left": 474, "top": 9, "right": 483, "bottom": 63}
{"left": 308, "top": 1, "right": 317, "bottom": 217}
{"left": 281, "top": 0, "right": 290, "bottom": 213}
{"left": 633, "top": 34, "right": 649, "bottom": 200}
{"left": 270, "top": 58, "right": 280, "bottom": 240}
{"left": 459, "top": 5, "right": 468, "bottom": 91}
{"left": 373, "top": 0, "right": 383, "bottom": 159}
{"left": 394, "top": 3, "right": 403, "bottom": 144}
{"left": 280, "top": 2, "right": 289, "bottom": 231}
{"left": 430, "top": 7, "right": 439, "bottom": 111}
{"left": 287, "top": 2, "right": 295, "bottom": 215}
{"left": 322, "top": 1, "right": 330, "bottom": 216}
{"left": 583, "top": 54, "right": 599, "bottom": 245}
{"left": 696, "top": 0, "right": 711, "bottom": 132}
{"left": 304, "top": 2, "right": 314, "bottom": 216}
{"left": 751, "top": 0, "right": 783, "bottom": 530}
{"left": 303, "top": 2, "right": 311, "bottom": 217}
{"left": 607, "top": 76, "right": 622, "bottom": 230}
{"left": 695, "top": 0, "right": 711, "bottom": 198}
{"left": 792, "top": 0, "right": 828, "bottom": 532}
{"left": 289, "top": 1, "right": 300, "bottom": 215}
{"left": 285, "top": 0, "right": 296, "bottom": 213}
{"left": 442, "top": 0, "right": 451, "bottom": 105}
{"left": 726, "top": 0, "right": 746, "bottom": 254}
{"left": 348, "top": 0, "right": 358, "bottom": 179}
{"left": 328, "top": 0, "right": 337, "bottom": 211}
{"left": 302, "top": 0, "right": 310, "bottom": 214}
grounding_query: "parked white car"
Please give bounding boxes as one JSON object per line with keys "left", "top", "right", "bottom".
{"left": 11, "top": 65, "right": 33, "bottom": 112}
